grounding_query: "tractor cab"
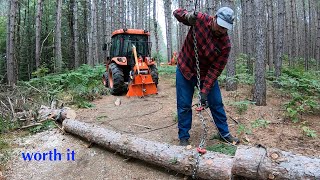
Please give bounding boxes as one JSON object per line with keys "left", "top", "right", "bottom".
{"left": 102, "top": 29, "right": 158, "bottom": 96}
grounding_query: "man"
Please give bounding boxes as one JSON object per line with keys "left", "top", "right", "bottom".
{"left": 173, "top": 7, "right": 239, "bottom": 146}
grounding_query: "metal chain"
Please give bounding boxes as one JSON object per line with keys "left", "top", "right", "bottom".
{"left": 191, "top": 18, "right": 209, "bottom": 180}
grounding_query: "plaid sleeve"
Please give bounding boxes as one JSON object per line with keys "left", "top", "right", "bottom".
{"left": 201, "top": 46, "right": 231, "bottom": 94}
{"left": 173, "top": 8, "right": 195, "bottom": 26}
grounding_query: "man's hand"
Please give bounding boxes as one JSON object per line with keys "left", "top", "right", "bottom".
{"left": 185, "top": 11, "right": 198, "bottom": 25}
{"left": 200, "top": 92, "right": 209, "bottom": 108}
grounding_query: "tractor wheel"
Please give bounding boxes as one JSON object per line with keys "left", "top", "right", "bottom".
{"left": 149, "top": 65, "right": 159, "bottom": 86}
{"left": 102, "top": 72, "right": 109, "bottom": 87}
{"left": 108, "top": 63, "right": 127, "bottom": 95}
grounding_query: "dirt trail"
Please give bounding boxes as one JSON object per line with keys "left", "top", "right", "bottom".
{"left": 3, "top": 74, "right": 320, "bottom": 179}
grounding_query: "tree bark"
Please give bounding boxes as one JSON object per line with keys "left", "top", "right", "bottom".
{"left": 225, "top": 0, "right": 237, "bottom": 91}
{"left": 267, "top": 0, "right": 274, "bottom": 71}
{"left": 62, "top": 119, "right": 233, "bottom": 180}
{"left": 6, "top": 0, "right": 18, "bottom": 85}
{"left": 74, "top": 0, "right": 80, "bottom": 68}
{"left": 233, "top": 145, "right": 320, "bottom": 179}
{"left": 54, "top": 0, "right": 63, "bottom": 72}
{"left": 274, "top": 0, "right": 285, "bottom": 78}
{"left": 164, "top": 0, "right": 173, "bottom": 63}
{"left": 35, "top": 0, "right": 43, "bottom": 69}
{"left": 61, "top": 119, "right": 320, "bottom": 180}
{"left": 317, "top": 1, "right": 320, "bottom": 70}
{"left": 252, "top": 0, "right": 266, "bottom": 106}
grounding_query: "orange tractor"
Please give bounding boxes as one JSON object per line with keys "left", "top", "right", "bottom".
{"left": 102, "top": 29, "right": 158, "bottom": 97}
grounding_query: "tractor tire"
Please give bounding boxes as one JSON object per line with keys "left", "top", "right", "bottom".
{"left": 108, "top": 63, "right": 127, "bottom": 95}
{"left": 149, "top": 65, "right": 159, "bottom": 87}
{"left": 102, "top": 72, "right": 109, "bottom": 87}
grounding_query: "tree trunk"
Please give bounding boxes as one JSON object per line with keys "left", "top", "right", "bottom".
{"left": 267, "top": 0, "right": 274, "bottom": 71}
{"left": 55, "top": 0, "right": 63, "bottom": 72}
{"left": 240, "top": 0, "right": 247, "bottom": 55}
{"left": 164, "top": 0, "right": 173, "bottom": 63}
{"left": 101, "top": 0, "right": 107, "bottom": 63}
{"left": 63, "top": 119, "right": 233, "bottom": 180}
{"left": 61, "top": 119, "right": 320, "bottom": 179}
{"left": 153, "top": 0, "right": 159, "bottom": 63}
{"left": 74, "top": 0, "right": 80, "bottom": 68}
{"left": 290, "top": 0, "right": 297, "bottom": 65}
{"left": 232, "top": 145, "right": 320, "bottom": 179}
{"left": 246, "top": 0, "right": 254, "bottom": 74}
{"left": 68, "top": 0, "right": 75, "bottom": 69}
{"left": 6, "top": 0, "right": 18, "bottom": 85}
{"left": 302, "top": 0, "right": 309, "bottom": 71}
{"left": 35, "top": 0, "right": 43, "bottom": 69}
{"left": 253, "top": 0, "right": 266, "bottom": 106}
{"left": 225, "top": 0, "right": 237, "bottom": 91}
{"left": 87, "top": 0, "right": 93, "bottom": 66}
{"left": 317, "top": 1, "right": 320, "bottom": 70}
{"left": 274, "top": 0, "right": 285, "bottom": 78}
{"left": 92, "top": 0, "right": 98, "bottom": 65}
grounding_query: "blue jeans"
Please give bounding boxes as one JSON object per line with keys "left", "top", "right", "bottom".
{"left": 176, "top": 67, "right": 230, "bottom": 140}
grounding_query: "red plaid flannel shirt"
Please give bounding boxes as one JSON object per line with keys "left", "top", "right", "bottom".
{"left": 173, "top": 8, "right": 231, "bottom": 94}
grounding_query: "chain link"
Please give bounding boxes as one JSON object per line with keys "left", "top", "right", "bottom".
{"left": 191, "top": 20, "right": 209, "bottom": 180}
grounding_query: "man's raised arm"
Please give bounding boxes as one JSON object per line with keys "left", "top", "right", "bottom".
{"left": 173, "top": 8, "right": 197, "bottom": 26}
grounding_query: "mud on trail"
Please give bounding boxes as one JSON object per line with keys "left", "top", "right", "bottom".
{"left": 3, "top": 74, "right": 320, "bottom": 179}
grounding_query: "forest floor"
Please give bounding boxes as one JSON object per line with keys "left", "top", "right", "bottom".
{"left": 2, "top": 73, "right": 320, "bottom": 180}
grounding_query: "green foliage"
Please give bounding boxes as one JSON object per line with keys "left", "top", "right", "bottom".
{"left": 0, "top": 16, "right": 7, "bottom": 78}
{"left": 206, "top": 143, "right": 237, "bottom": 156}
{"left": 32, "top": 66, "right": 50, "bottom": 78}
{"left": 29, "top": 120, "right": 55, "bottom": 134}
{"left": 19, "top": 64, "right": 106, "bottom": 108}
{"left": 275, "top": 68, "right": 320, "bottom": 122}
{"left": 237, "top": 124, "right": 252, "bottom": 135}
{"left": 219, "top": 54, "right": 254, "bottom": 85}
{"left": 251, "top": 119, "right": 270, "bottom": 128}
{"left": 230, "top": 100, "right": 255, "bottom": 115}
{"left": 158, "top": 66, "right": 176, "bottom": 75}
{"left": 0, "top": 116, "right": 20, "bottom": 134}
{"left": 301, "top": 126, "right": 317, "bottom": 138}
{"left": 0, "top": 137, "right": 11, "bottom": 169}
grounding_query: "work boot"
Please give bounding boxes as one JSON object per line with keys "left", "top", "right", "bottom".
{"left": 179, "top": 139, "right": 190, "bottom": 146}
{"left": 220, "top": 134, "right": 240, "bottom": 145}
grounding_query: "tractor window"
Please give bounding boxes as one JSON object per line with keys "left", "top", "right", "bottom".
{"left": 110, "top": 35, "right": 121, "bottom": 57}
{"left": 110, "top": 34, "right": 150, "bottom": 58}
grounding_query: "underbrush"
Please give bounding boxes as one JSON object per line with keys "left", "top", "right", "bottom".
{"left": 0, "top": 64, "right": 106, "bottom": 133}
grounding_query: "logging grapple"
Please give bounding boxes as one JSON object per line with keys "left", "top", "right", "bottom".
{"left": 102, "top": 29, "right": 159, "bottom": 97}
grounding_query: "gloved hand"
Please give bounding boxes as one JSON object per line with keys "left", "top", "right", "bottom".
{"left": 200, "top": 92, "right": 209, "bottom": 108}
{"left": 186, "top": 11, "right": 198, "bottom": 25}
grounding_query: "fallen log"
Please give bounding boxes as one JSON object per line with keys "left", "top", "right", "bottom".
{"left": 62, "top": 119, "right": 234, "bottom": 179}
{"left": 62, "top": 119, "right": 320, "bottom": 180}
{"left": 233, "top": 145, "right": 320, "bottom": 179}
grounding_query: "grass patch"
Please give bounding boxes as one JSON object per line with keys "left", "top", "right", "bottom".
{"left": 28, "top": 120, "right": 56, "bottom": 134}
{"left": 158, "top": 66, "right": 176, "bottom": 75}
{"left": 0, "top": 136, "right": 12, "bottom": 171}
{"left": 206, "top": 143, "right": 237, "bottom": 156}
